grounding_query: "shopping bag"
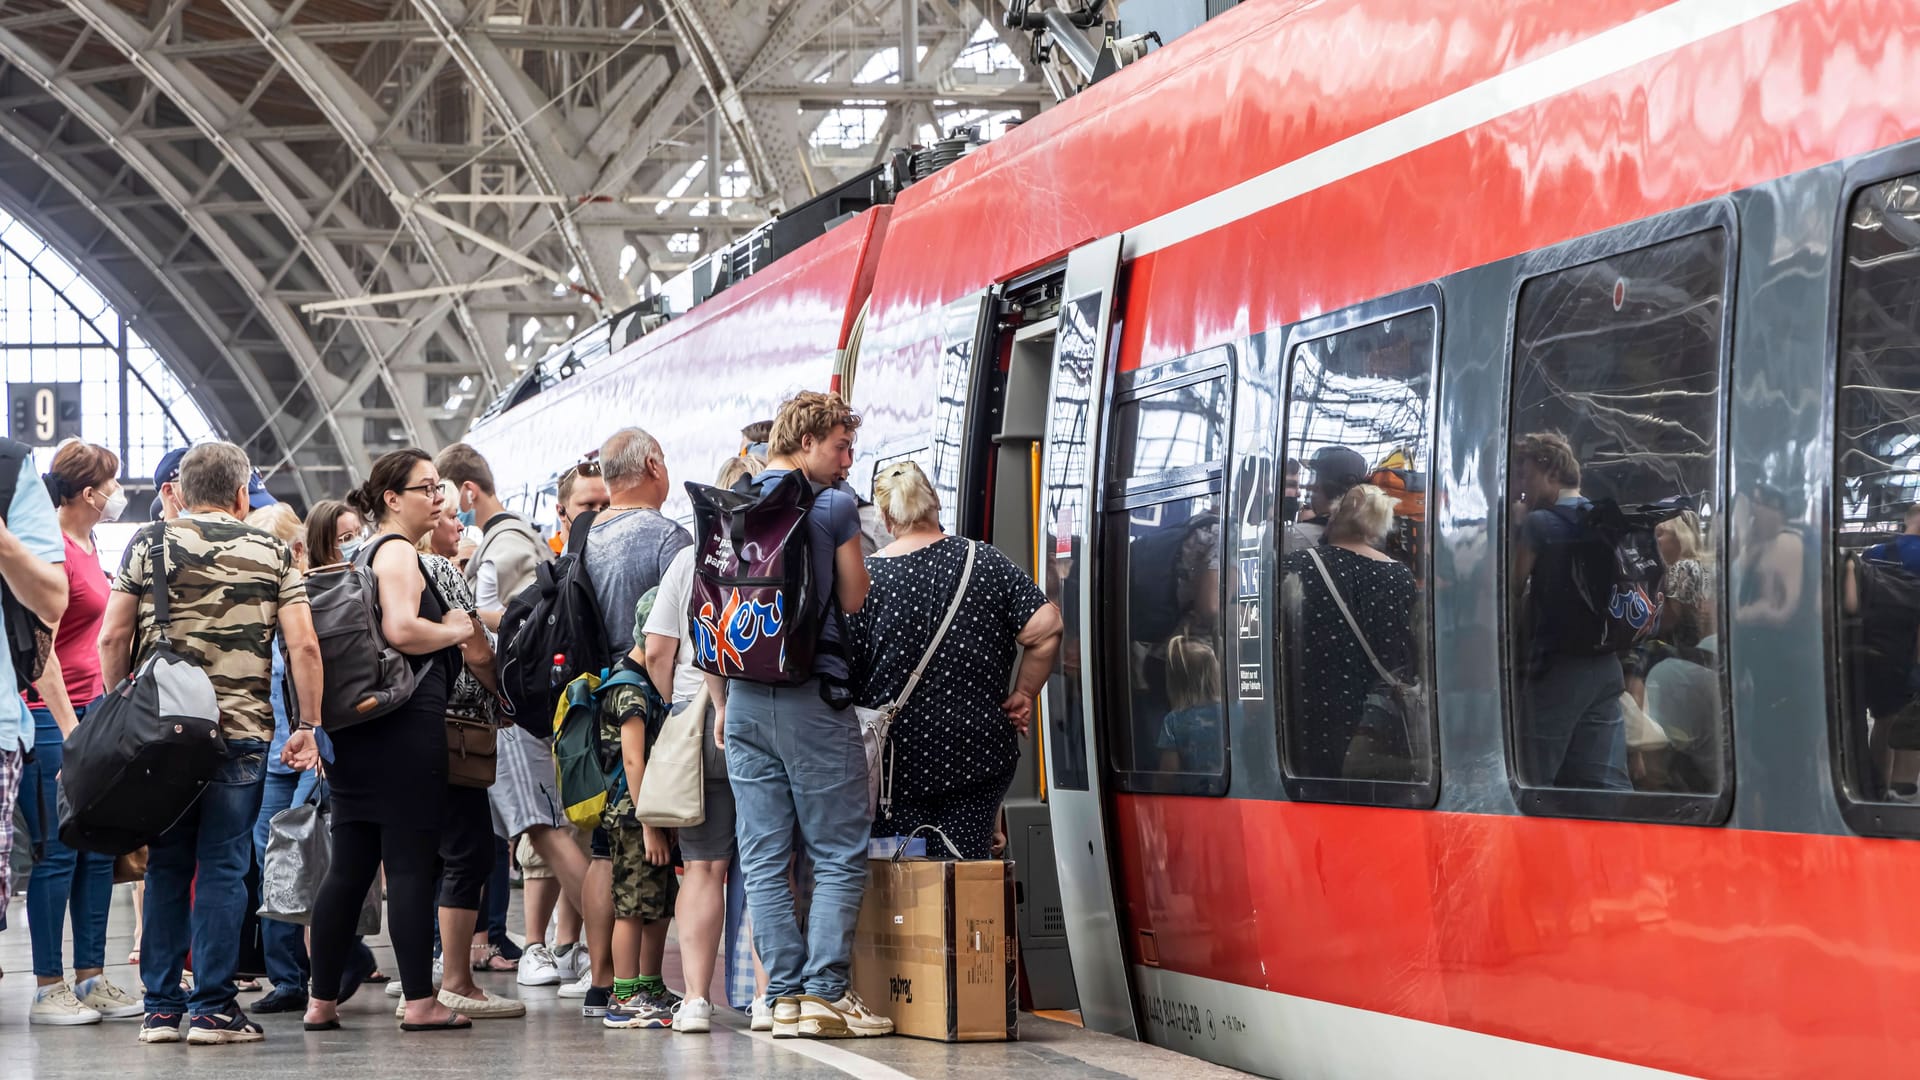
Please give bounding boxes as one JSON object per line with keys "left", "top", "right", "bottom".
{"left": 634, "top": 686, "right": 706, "bottom": 827}
{"left": 850, "top": 827, "right": 1016, "bottom": 1042}
{"left": 258, "top": 799, "right": 329, "bottom": 925}
{"left": 357, "top": 881, "right": 383, "bottom": 936}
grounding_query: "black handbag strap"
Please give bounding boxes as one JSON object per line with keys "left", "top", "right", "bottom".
{"left": 149, "top": 523, "right": 174, "bottom": 635}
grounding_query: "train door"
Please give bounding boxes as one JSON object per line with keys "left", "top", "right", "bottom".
{"left": 1035, "top": 235, "right": 1140, "bottom": 1038}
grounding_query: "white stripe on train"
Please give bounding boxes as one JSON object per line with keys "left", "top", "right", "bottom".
{"left": 1122, "top": 0, "right": 1806, "bottom": 261}
{"left": 1131, "top": 966, "right": 1700, "bottom": 1080}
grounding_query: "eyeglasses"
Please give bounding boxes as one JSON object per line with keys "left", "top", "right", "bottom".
{"left": 398, "top": 481, "right": 444, "bottom": 499}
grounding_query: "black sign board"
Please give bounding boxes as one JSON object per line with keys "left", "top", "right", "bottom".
{"left": 8, "top": 382, "right": 82, "bottom": 446}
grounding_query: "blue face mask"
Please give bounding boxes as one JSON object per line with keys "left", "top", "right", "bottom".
{"left": 457, "top": 509, "right": 476, "bottom": 528}
{"left": 339, "top": 536, "right": 364, "bottom": 562}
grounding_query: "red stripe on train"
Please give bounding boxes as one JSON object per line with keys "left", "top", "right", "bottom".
{"left": 1112, "top": 793, "right": 1920, "bottom": 1078}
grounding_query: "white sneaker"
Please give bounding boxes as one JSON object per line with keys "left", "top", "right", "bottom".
{"left": 672, "top": 996, "right": 712, "bottom": 1033}
{"left": 557, "top": 971, "right": 593, "bottom": 999}
{"left": 770, "top": 996, "right": 800, "bottom": 1038}
{"left": 517, "top": 943, "right": 561, "bottom": 987}
{"left": 30, "top": 982, "right": 103, "bottom": 1025}
{"left": 75, "top": 975, "right": 144, "bottom": 1019}
{"left": 750, "top": 996, "right": 773, "bottom": 1032}
{"left": 385, "top": 980, "right": 405, "bottom": 998}
{"left": 555, "top": 944, "right": 591, "bottom": 980}
{"left": 796, "top": 992, "right": 893, "bottom": 1038}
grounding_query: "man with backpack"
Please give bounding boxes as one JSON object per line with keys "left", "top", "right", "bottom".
{"left": 699, "top": 391, "right": 885, "bottom": 1038}
{"left": 98, "top": 443, "right": 324, "bottom": 1044}
{"left": 0, "top": 437, "right": 69, "bottom": 948}
{"left": 1508, "top": 431, "right": 1632, "bottom": 791}
{"left": 434, "top": 442, "right": 593, "bottom": 990}
{"left": 575, "top": 427, "right": 690, "bottom": 1024}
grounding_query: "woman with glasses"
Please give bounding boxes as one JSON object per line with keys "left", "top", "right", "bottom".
{"left": 304, "top": 499, "right": 365, "bottom": 567}
{"left": 303, "top": 449, "right": 485, "bottom": 1033}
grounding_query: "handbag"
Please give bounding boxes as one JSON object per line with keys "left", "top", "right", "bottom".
{"left": 635, "top": 684, "right": 708, "bottom": 828}
{"left": 856, "top": 540, "right": 976, "bottom": 820}
{"left": 258, "top": 793, "right": 330, "bottom": 925}
{"left": 1303, "top": 548, "right": 1430, "bottom": 781}
{"left": 113, "top": 847, "right": 148, "bottom": 884}
{"left": 445, "top": 705, "right": 497, "bottom": 789}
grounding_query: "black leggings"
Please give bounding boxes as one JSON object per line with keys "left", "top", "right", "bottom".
{"left": 310, "top": 822, "right": 440, "bottom": 1002}
{"left": 436, "top": 785, "right": 494, "bottom": 910}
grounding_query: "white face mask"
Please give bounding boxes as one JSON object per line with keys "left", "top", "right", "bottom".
{"left": 98, "top": 488, "right": 127, "bottom": 523}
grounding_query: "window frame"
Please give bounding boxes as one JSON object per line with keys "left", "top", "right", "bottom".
{"left": 1273, "top": 284, "right": 1444, "bottom": 810}
{"left": 1826, "top": 145, "right": 1920, "bottom": 839}
{"left": 1098, "top": 347, "right": 1236, "bottom": 797}
{"left": 1498, "top": 199, "right": 1739, "bottom": 826}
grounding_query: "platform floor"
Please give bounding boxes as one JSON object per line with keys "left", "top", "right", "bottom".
{"left": 0, "top": 883, "right": 1254, "bottom": 1080}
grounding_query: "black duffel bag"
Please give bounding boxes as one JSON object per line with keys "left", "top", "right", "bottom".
{"left": 58, "top": 525, "right": 225, "bottom": 855}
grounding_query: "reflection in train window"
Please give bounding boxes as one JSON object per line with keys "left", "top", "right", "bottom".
{"left": 1105, "top": 493, "right": 1227, "bottom": 786}
{"left": 1276, "top": 306, "right": 1436, "bottom": 796}
{"left": 1108, "top": 376, "right": 1229, "bottom": 483}
{"left": 1836, "top": 173, "right": 1920, "bottom": 808}
{"left": 1506, "top": 226, "right": 1731, "bottom": 809}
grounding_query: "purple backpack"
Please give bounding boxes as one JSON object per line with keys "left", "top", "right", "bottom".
{"left": 685, "top": 471, "right": 821, "bottom": 685}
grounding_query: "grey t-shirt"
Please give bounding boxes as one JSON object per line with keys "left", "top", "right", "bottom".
{"left": 585, "top": 507, "right": 692, "bottom": 655}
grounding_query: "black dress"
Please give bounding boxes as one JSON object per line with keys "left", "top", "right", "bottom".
{"left": 846, "top": 537, "right": 1047, "bottom": 854}
{"left": 325, "top": 548, "right": 453, "bottom": 829}
{"left": 1280, "top": 544, "right": 1417, "bottom": 777}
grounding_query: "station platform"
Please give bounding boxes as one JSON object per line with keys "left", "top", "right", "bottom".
{"left": 0, "top": 885, "right": 1254, "bottom": 1080}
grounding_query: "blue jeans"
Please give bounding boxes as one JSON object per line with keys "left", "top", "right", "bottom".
{"left": 253, "top": 767, "right": 320, "bottom": 992}
{"left": 21, "top": 705, "right": 113, "bottom": 978}
{"left": 142, "top": 741, "right": 267, "bottom": 1016}
{"left": 1520, "top": 654, "right": 1631, "bottom": 790}
{"left": 725, "top": 679, "right": 871, "bottom": 1001}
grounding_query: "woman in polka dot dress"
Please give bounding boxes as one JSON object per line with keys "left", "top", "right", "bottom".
{"left": 846, "top": 462, "right": 1064, "bottom": 859}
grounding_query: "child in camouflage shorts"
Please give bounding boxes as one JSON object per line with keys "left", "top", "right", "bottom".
{"left": 597, "top": 654, "right": 680, "bottom": 1031}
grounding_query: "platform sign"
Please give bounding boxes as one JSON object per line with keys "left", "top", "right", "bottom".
{"left": 8, "top": 382, "right": 81, "bottom": 446}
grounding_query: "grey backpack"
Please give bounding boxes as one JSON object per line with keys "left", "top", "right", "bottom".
{"left": 306, "top": 534, "right": 418, "bottom": 731}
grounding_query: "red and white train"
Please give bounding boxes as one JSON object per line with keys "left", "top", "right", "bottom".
{"left": 465, "top": 1, "right": 1920, "bottom": 1075}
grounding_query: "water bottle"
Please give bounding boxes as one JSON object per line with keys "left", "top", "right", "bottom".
{"left": 550, "top": 652, "right": 567, "bottom": 690}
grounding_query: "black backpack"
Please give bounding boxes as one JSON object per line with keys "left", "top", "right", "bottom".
{"left": 57, "top": 527, "right": 225, "bottom": 855}
{"left": 1542, "top": 498, "right": 1682, "bottom": 656}
{"left": 303, "top": 535, "right": 423, "bottom": 732}
{"left": 0, "top": 437, "right": 52, "bottom": 691}
{"left": 495, "top": 510, "right": 610, "bottom": 738}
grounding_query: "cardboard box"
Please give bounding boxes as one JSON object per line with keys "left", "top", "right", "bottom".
{"left": 851, "top": 858, "right": 1017, "bottom": 1042}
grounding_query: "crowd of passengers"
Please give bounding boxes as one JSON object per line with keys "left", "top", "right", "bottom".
{"left": 0, "top": 389, "right": 1063, "bottom": 1044}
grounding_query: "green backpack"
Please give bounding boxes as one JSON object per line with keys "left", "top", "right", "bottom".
{"left": 551, "top": 667, "right": 651, "bottom": 832}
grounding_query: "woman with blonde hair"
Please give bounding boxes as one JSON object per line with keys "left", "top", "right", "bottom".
{"left": 844, "top": 461, "right": 1063, "bottom": 858}
{"left": 1279, "top": 483, "right": 1420, "bottom": 779}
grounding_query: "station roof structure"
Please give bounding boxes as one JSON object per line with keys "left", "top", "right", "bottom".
{"left": 0, "top": 0, "right": 1055, "bottom": 500}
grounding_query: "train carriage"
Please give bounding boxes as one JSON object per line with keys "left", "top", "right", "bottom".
{"left": 466, "top": 1, "right": 1920, "bottom": 1075}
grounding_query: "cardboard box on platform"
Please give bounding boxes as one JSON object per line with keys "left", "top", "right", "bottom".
{"left": 851, "top": 858, "right": 1017, "bottom": 1042}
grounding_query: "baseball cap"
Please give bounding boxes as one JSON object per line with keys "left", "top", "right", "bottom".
{"left": 1308, "top": 446, "right": 1370, "bottom": 492}
{"left": 152, "top": 446, "right": 189, "bottom": 491}
{"left": 247, "top": 470, "right": 277, "bottom": 510}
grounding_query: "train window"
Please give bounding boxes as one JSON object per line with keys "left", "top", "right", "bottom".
{"left": 1101, "top": 353, "right": 1232, "bottom": 794}
{"left": 1275, "top": 297, "right": 1438, "bottom": 805}
{"left": 1505, "top": 223, "right": 1732, "bottom": 820}
{"left": 1835, "top": 173, "right": 1920, "bottom": 811}
{"left": 1108, "top": 375, "right": 1229, "bottom": 484}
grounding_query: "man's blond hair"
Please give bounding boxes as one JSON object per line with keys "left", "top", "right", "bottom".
{"left": 769, "top": 391, "right": 861, "bottom": 457}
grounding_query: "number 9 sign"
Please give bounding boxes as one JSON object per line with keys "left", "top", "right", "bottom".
{"left": 8, "top": 381, "right": 81, "bottom": 447}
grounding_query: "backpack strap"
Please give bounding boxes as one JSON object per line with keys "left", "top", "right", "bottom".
{"left": 566, "top": 509, "right": 600, "bottom": 558}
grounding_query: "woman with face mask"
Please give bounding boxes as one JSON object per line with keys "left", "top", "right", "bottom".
{"left": 18, "top": 440, "right": 143, "bottom": 1026}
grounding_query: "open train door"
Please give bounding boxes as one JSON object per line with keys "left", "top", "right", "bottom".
{"left": 1040, "top": 234, "right": 1139, "bottom": 1039}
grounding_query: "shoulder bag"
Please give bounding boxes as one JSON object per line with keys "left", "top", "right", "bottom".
{"left": 634, "top": 683, "right": 710, "bottom": 828}
{"left": 1303, "top": 547, "right": 1430, "bottom": 782}
{"left": 856, "top": 540, "right": 976, "bottom": 820}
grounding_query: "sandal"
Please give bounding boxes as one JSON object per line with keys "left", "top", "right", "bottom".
{"left": 365, "top": 971, "right": 392, "bottom": 984}
{"left": 469, "top": 944, "right": 515, "bottom": 972}
{"left": 128, "top": 949, "right": 140, "bottom": 965}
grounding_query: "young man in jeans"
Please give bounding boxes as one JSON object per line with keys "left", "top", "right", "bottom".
{"left": 98, "top": 443, "right": 325, "bottom": 1044}
{"left": 706, "top": 391, "right": 887, "bottom": 1038}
